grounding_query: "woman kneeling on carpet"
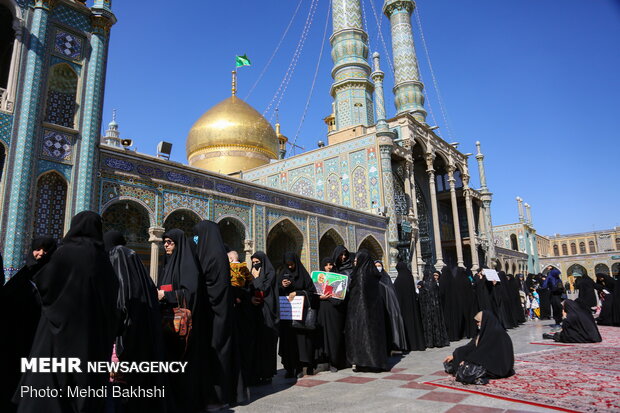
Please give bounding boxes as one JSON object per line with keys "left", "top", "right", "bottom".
{"left": 443, "top": 311, "right": 515, "bottom": 385}
{"left": 544, "top": 300, "right": 602, "bottom": 343}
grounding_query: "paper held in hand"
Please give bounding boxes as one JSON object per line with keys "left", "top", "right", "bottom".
{"left": 483, "top": 269, "right": 501, "bottom": 282}
{"left": 279, "top": 295, "right": 305, "bottom": 321}
{"left": 310, "top": 271, "right": 349, "bottom": 300}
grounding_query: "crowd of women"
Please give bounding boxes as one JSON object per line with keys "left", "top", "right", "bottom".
{"left": 0, "top": 210, "right": 618, "bottom": 412}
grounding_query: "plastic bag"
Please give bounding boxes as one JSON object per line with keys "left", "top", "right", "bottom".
{"left": 455, "top": 362, "right": 488, "bottom": 385}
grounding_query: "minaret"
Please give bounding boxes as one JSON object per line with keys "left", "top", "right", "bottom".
{"left": 330, "top": 0, "right": 375, "bottom": 130}
{"left": 371, "top": 52, "right": 390, "bottom": 134}
{"left": 475, "top": 141, "right": 496, "bottom": 266}
{"left": 102, "top": 110, "right": 122, "bottom": 147}
{"left": 516, "top": 196, "right": 525, "bottom": 223}
{"left": 525, "top": 203, "right": 533, "bottom": 225}
{"left": 383, "top": 0, "right": 426, "bottom": 122}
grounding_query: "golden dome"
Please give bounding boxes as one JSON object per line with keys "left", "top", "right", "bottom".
{"left": 186, "top": 96, "right": 279, "bottom": 174}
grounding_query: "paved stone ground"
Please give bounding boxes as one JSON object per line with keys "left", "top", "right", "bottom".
{"left": 234, "top": 320, "right": 563, "bottom": 412}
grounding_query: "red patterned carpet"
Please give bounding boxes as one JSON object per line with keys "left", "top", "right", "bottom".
{"left": 427, "top": 326, "right": 620, "bottom": 413}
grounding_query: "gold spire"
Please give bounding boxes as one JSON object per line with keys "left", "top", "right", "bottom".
{"left": 231, "top": 70, "right": 237, "bottom": 97}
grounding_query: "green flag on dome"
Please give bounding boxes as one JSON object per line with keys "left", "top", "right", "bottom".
{"left": 235, "top": 54, "right": 251, "bottom": 68}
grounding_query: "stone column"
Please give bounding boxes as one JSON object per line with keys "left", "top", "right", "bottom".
{"left": 462, "top": 174, "right": 480, "bottom": 268}
{"left": 383, "top": 0, "right": 426, "bottom": 122}
{"left": 148, "top": 226, "right": 164, "bottom": 283}
{"left": 447, "top": 166, "right": 465, "bottom": 267}
{"left": 402, "top": 151, "right": 420, "bottom": 278}
{"left": 3, "top": 0, "right": 53, "bottom": 273}
{"left": 74, "top": 5, "right": 116, "bottom": 212}
{"left": 378, "top": 136, "right": 399, "bottom": 271}
{"left": 516, "top": 197, "right": 524, "bottom": 223}
{"left": 426, "top": 153, "right": 445, "bottom": 269}
{"left": 525, "top": 203, "right": 533, "bottom": 225}
{"left": 1, "top": 16, "right": 24, "bottom": 112}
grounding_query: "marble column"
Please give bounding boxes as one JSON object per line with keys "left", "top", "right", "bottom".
{"left": 426, "top": 154, "right": 445, "bottom": 269}
{"left": 378, "top": 137, "right": 399, "bottom": 271}
{"left": 525, "top": 203, "right": 533, "bottom": 225}
{"left": 516, "top": 197, "right": 524, "bottom": 223}
{"left": 74, "top": 6, "right": 116, "bottom": 212}
{"left": 148, "top": 226, "right": 164, "bottom": 283}
{"left": 475, "top": 141, "right": 496, "bottom": 265}
{"left": 462, "top": 174, "right": 479, "bottom": 268}
{"left": 403, "top": 153, "right": 419, "bottom": 278}
{"left": 448, "top": 166, "right": 465, "bottom": 267}
{"left": 3, "top": 0, "right": 53, "bottom": 273}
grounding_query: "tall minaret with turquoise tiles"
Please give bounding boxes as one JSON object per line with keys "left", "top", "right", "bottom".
{"left": 330, "top": 0, "right": 375, "bottom": 131}
{"left": 383, "top": 0, "right": 427, "bottom": 123}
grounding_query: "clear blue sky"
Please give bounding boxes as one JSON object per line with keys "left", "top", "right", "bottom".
{"left": 100, "top": 0, "right": 620, "bottom": 236}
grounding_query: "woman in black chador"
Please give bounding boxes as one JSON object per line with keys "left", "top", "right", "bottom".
{"left": 444, "top": 311, "right": 515, "bottom": 384}
{"left": 376, "top": 260, "right": 407, "bottom": 352}
{"left": 454, "top": 267, "right": 477, "bottom": 339}
{"left": 316, "top": 257, "right": 349, "bottom": 370}
{"left": 548, "top": 300, "right": 601, "bottom": 343}
{"left": 575, "top": 274, "right": 597, "bottom": 312}
{"left": 537, "top": 273, "right": 551, "bottom": 320}
{"left": 345, "top": 249, "right": 388, "bottom": 371}
{"left": 1, "top": 236, "right": 56, "bottom": 413}
{"left": 393, "top": 262, "right": 426, "bottom": 351}
{"left": 439, "top": 267, "right": 462, "bottom": 341}
{"left": 595, "top": 273, "right": 620, "bottom": 326}
{"left": 490, "top": 272, "right": 514, "bottom": 329}
{"left": 157, "top": 228, "right": 202, "bottom": 412}
{"left": 193, "top": 220, "right": 248, "bottom": 406}
{"left": 333, "top": 245, "right": 354, "bottom": 275}
{"left": 418, "top": 271, "right": 450, "bottom": 348}
{"left": 278, "top": 252, "right": 317, "bottom": 378}
{"left": 103, "top": 230, "right": 166, "bottom": 413}
{"left": 473, "top": 269, "right": 492, "bottom": 312}
{"left": 249, "top": 251, "right": 280, "bottom": 383}
{"left": 16, "top": 211, "right": 120, "bottom": 413}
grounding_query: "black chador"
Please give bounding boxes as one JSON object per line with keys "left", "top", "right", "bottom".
{"left": 332, "top": 245, "right": 354, "bottom": 275}
{"left": 595, "top": 273, "right": 619, "bottom": 326}
{"left": 193, "top": 221, "right": 247, "bottom": 406}
{"left": 439, "top": 267, "right": 461, "bottom": 341}
{"left": 393, "top": 262, "right": 426, "bottom": 351}
{"left": 473, "top": 269, "right": 492, "bottom": 312}
{"left": 377, "top": 262, "right": 407, "bottom": 352}
{"left": 316, "top": 257, "right": 349, "bottom": 370}
{"left": 345, "top": 249, "right": 388, "bottom": 371}
{"left": 158, "top": 228, "right": 202, "bottom": 412}
{"left": 553, "top": 300, "right": 601, "bottom": 343}
{"left": 104, "top": 230, "right": 166, "bottom": 413}
{"left": 15, "top": 211, "right": 120, "bottom": 413}
{"left": 278, "top": 252, "right": 317, "bottom": 377}
{"left": 575, "top": 274, "right": 597, "bottom": 311}
{"left": 454, "top": 267, "right": 477, "bottom": 339}
{"left": 249, "top": 251, "right": 280, "bottom": 382}
{"left": 418, "top": 272, "right": 449, "bottom": 348}
{"left": 537, "top": 274, "right": 551, "bottom": 320}
{"left": 446, "top": 311, "right": 515, "bottom": 381}
{"left": 1, "top": 237, "right": 56, "bottom": 413}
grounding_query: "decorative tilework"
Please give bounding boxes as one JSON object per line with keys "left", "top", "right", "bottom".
{"left": 213, "top": 200, "right": 251, "bottom": 236}
{"left": 52, "top": 5, "right": 91, "bottom": 32}
{"left": 41, "top": 129, "right": 72, "bottom": 161}
{"left": 318, "top": 220, "right": 347, "bottom": 244}
{"left": 379, "top": 145, "right": 399, "bottom": 242}
{"left": 340, "top": 156, "right": 350, "bottom": 207}
{"left": 100, "top": 180, "right": 156, "bottom": 221}
{"left": 266, "top": 209, "right": 306, "bottom": 234}
{"left": 267, "top": 174, "right": 279, "bottom": 189}
{"left": 33, "top": 172, "right": 67, "bottom": 241}
{"left": 101, "top": 201, "right": 150, "bottom": 243}
{"left": 254, "top": 205, "right": 266, "bottom": 251}
{"left": 0, "top": 112, "right": 12, "bottom": 146}
{"left": 350, "top": 149, "right": 366, "bottom": 167}
{"left": 162, "top": 192, "right": 208, "bottom": 221}
{"left": 290, "top": 177, "right": 314, "bottom": 197}
{"left": 38, "top": 159, "right": 72, "bottom": 181}
{"left": 308, "top": 216, "right": 319, "bottom": 270}
{"left": 45, "top": 63, "right": 78, "bottom": 128}
{"left": 288, "top": 164, "right": 314, "bottom": 183}
{"left": 356, "top": 229, "right": 386, "bottom": 257}
{"left": 325, "top": 173, "right": 341, "bottom": 204}
{"left": 368, "top": 147, "right": 380, "bottom": 206}
{"left": 54, "top": 30, "right": 82, "bottom": 59}
{"left": 351, "top": 166, "right": 368, "bottom": 210}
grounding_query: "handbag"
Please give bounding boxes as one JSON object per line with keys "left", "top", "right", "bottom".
{"left": 455, "top": 362, "right": 488, "bottom": 385}
{"left": 292, "top": 291, "right": 317, "bottom": 330}
{"left": 162, "top": 293, "right": 192, "bottom": 339}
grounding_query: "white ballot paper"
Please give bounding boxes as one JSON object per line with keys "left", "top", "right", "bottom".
{"left": 483, "top": 269, "right": 501, "bottom": 282}
{"left": 279, "top": 295, "right": 305, "bottom": 321}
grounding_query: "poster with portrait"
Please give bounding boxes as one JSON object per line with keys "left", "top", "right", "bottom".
{"left": 311, "top": 271, "right": 349, "bottom": 300}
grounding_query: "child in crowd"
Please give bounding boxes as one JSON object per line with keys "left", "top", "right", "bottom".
{"left": 527, "top": 291, "right": 540, "bottom": 320}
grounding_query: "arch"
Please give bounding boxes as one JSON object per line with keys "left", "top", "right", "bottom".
{"left": 290, "top": 176, "right": 314, "bottom": 197}
{"left": 579, "top": 242, "right": 586, "bottom": 254}
{"left": 588, "top": 240, "right": 596, "bottom": 253}
{"left": 267, "top": 218, "right": 304, "bottom": 273}
{"left": 101, "top": 200, "right": 150, "bottom": 244}
{"left": 495, "top": 260, "right": 502, "bottom": 271}
{"left": 594, "top": 263, "right": 610, "bottom": 275}
{"left": 319, "top": 228, "right": 345, "bottom": 262}
{"left": 553, "top": 245, "right": 559, "bottom": 257}
{"left": 570, "top": 242, "right": 577, "bottom": 255}
{"left": 325, "top": 173, "right": 341, "bottom": 204}
{"left": 612, "top": 262, "right": 620, "bottom": 277}
{"left": 511, "top": 263, "right": 516, "bottom": 274}
{"left": 357, "top": 235, "right": 384, "bottom": 261}
{"left": 0, "top": 3, "right": 14, "bottom": 90}
{"left": 351, "top": 166, "right": 369, "bottom": 209}
{"left": 44, "top": 63, "right": 78, "bottom": 128}
{"left": 32, "top": 171, "right": 67, "bottom": 242}
{"left": 510, "top": 234, "right": 518, "bottom": 251}
{"left": 616, "top": 238, "right": 620, "bottom": 251}
{"left": 217, "top": 216, "right": 246, "bottom": 262}
{"left": 561, "top": 244, "right": 568, "bottom": 256}
{"left": 101, "top": 196, "right": 156, "bottom": 226}
{"left": 567, "top": 263, "right": 588, "bottom": 277}
{"left": 163, "top": 209, "right": 201, "bottom": 237}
